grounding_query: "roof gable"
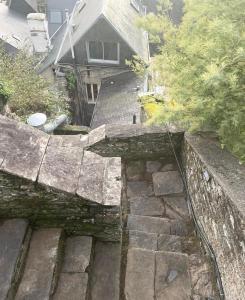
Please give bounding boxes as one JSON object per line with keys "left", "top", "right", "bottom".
{"left": 103, "top": 0, "right": 149, "bottom": 61}
{"left": 39, "top": 0, "right": 149, "bottom": 72}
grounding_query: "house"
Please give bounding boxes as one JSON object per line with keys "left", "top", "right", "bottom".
{"left": 39, "top": 0, "right": 150, "bottom": 125}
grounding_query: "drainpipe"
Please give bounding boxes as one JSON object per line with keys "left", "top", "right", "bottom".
{"left": 43, "top": 115, "right": 68, "bottom": 133}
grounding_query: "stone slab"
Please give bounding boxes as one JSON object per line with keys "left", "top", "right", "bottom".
{"left": 164, "top": 196, "right": 189, "bottom": 220}
{"left": 155, "top": 251, "right": 191, "bottom": 300}
{"left": 153, "top": 171, "right": 184, "bottom": 196}
{"left": 157, "top": 234, "right": 183, "bottom": 252}
{"left": 146, "top": 161, "right": 162, "bottom": 173}
{"left": 77, "top": 163, "right": 105, "bottom": 204}
{"left": 15, "top": 228, "right": 62, "bottom": 300}
{"left": 125, "top": 248, "right": 155, "bottom": 300}
{"left": 90, "top": 242, "right": 120, "bottom": 300}
{"left": 53, "top": 273, "right": 88, "bottom": 300}
{"left": 126, "top": 160, "right": 145, "bottom": 181}
{"left": 0, "top": 115, "right": 49, "bottom": 181}
{"left": 62, "top": 236, "right": 92, "bottom": 273}
{"left": 128, "top": 230, "right": 158, "bottom": 251}
{"left": 83, "top": 151, "right": 107, "bottom": 165}
{"left": 128, "top": 215, "right": 188, "bottom": 236}
{"left": 48, "top": 135, "right": 88, "bottom": 148}
{"left": 129, "top": 196, "right": 164, "bottom": 216}
{"left": 0, "top": 219, "right": 29, "bottom": 300}
{"left": 127, "top": 215, "right": 171, "bottom": 235}
{"left": 38, "top": 145, "right": 83, "bottom": 194}
{"left": 103, "top": 157, "right": 122, "bottom": 206}
{"left": 127, "top": 181, "right": 153, "bottom": 198}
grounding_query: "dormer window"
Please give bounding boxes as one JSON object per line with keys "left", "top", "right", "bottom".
{"left": 86, "top": 41, "right": 120, "bottom": 64}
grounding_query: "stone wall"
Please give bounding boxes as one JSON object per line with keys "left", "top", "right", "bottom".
{"left": 0, "top": 171, "right": 120, "bottom": 241}
{"left": 183, "top": 134, "right": 245, "bottom": 300}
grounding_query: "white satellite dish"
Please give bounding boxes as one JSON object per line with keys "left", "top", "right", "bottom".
{"left": 27, "top": 113, "right": 47, "bottom": 128}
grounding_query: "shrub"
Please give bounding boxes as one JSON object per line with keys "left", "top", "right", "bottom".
{"left": 138, "top": 0, "right": 245, "bottom": 162}
{"left": 0, "top": 46, "right": 70, "bottom": 120}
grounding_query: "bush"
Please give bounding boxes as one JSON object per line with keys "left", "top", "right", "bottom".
{"left": 0, "top": 46, "right": 70, "bottom": 120}
{"left": 138, "top": 0, "right": 245, "bottom": 162}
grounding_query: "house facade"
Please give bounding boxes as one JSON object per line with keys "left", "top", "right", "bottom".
{"left": 39, "top": 0, "right": 149, "bottom": 126}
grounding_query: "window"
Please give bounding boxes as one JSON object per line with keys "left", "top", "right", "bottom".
{"left": 49, "top": 10, "right": 63, "bottom": 24}
{"left": 86, "top": 83, "right": 99, "bottom": 104}
{"left": 86, "top": 41, "right": 120, "bottom": 64}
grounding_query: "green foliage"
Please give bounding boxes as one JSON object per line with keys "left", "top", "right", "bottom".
{"left": 139, "top": 94, "right": 164, "bottom": 124}
{"left": 0, "top": 46, "right": 70, "bottom": 119}
{"left": 66, "top": 71, "right": 77, "bottom": 93}
{"left": 0, "top": 80, "right": 12, "bottom": 103}
{"left": 139, "top": 0, "right": 245, "bottom": 162}
{"left": 126, "top": 55, "right": 148, "bottom": 76}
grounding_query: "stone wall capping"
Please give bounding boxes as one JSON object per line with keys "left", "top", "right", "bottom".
{"left": 0, "top": 115, "right": 50, "bottom": 182}
{"left": 185, "top": 133, "right": 245, "bottom": 216}
{"left": 86, "top": 124, "right": 184, "bottom": 159}
{"left": 0, "top": 116, "right": 122, "bottom": 207}
{"left": 184, "top": 133, "right": 245, "bottom": 299}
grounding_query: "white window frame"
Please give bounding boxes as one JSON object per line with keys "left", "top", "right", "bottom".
{"left": 86, "top": 83, "right": 100, "bottom": 104}
{"left": 86, "top": 41, "right": 120, "bottom": 65}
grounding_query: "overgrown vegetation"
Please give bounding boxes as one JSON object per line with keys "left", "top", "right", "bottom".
{"left": 138, "top": 0, "right": 245, "bottom": 162}
{"left": 0, "top": 46, "right": 70, "bottom": 120}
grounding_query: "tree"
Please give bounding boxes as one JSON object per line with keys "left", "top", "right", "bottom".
{"left": 138, "top": 0, "right": 245, "bottom": 162}
{"left": 0, "top": 46, "right": 70, "bottom": 120}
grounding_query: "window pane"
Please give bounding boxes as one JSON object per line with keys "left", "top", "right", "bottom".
{"left": 50, "top": 10, "right": 62, "bottom": 24}
{"left": 104, "top": 42, "right": 118, "bottom": 61}
{"left": 89, "top": 41, "right": 103, "bottom": 59}
{"left": 93, "top": 84, "right": 98, "bottom": 100}
{"left": 86, "top": 84, "right": 92, "bottom": 100}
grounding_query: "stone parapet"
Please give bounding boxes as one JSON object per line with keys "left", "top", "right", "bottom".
{"left": 183, "top": 133, "right": 245, "bottom": 300}
{"left": 86, "top": 124, "right": 184, "bottom": 159}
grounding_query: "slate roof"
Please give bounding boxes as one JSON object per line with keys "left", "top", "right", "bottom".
{"left": 91, "top": 71, "right": 143, "bottom": 129}
{"left": 8, "top": 0, "right": 38, "bottom": 14}
{"left": 39, "top": 0, "right": 149, "bottom": 72}
{"left": 0, "top": 2, "right": 32, "bottom": 52}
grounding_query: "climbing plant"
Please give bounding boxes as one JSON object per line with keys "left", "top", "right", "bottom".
{"left": 137, "top": 0, "right": 245, "bottom": 162}
{"left": 0, "top": 46, "right": 70, "bottom": 120}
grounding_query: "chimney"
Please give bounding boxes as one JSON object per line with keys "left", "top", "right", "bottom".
{"left": 27, "top": 13, "right": 50, "bottom": 53}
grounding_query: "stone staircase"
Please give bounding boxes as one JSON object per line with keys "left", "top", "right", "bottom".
{"left": 0, "top": 220, "right": 121, "bottom": 300}
{"left": 0, "top": 159, "right": 218, "bottom": 300}
{"left": 122, "top": 160, "right": 218, "bottom": 300}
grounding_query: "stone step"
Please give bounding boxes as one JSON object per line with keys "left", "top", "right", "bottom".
{"left": 62, "top": 236, "right": 92, "bottom": 273}
{"left": 155, "top": 251, "right": 192, "bottom": 300}
{"left": 128, "top": 230, "right": 183, "bottom": 252}
{"left": 0, "top": 219, "right": 30, "bottom": 300}
{"left": 125, "top": 248, "right": 155, "bottom": 300}
{"left": 53, "top": 273, "right": 88, "bottom": 300}
{"left": 129, "top": 195, "right": 164, "bottom": 217}
{"left": 125, "top": 248, "right": 192, "bottom": 300}
{"left": 127, "top": 215, "right": 189, "bottom": 236}
{"left": 53, "top": 236, "right": 93, "bottom": 300}
{"left": 90, "top": 241, "right": 121, "bottom": 300}
{"left": 15, "top": 228, "right": 63, "bottom": 300}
